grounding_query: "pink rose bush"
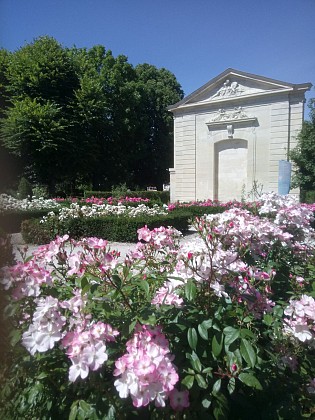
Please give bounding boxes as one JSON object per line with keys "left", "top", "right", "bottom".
{"left": 114, "top": 324, "right": 179, "bottom": 408}
{"left": 283, "top": 294, "right": 315, "bottom": 343}
{"left": 1, "top": 193, "right": 315, "bottom": 418}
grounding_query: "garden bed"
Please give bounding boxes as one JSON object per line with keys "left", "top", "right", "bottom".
{"left": 1, "top": 195, "right": 315, "bottom": 418}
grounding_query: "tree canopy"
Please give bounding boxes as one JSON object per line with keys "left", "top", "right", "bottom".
{"left": 0, "top": 37, "right": 183, "bottom": 194}
{"left": 290, "top": 98, "right": 315, "bottom": 191}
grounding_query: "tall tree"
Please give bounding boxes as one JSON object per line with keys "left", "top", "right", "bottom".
{"left": 290, "top": 99, "right": 315, "bottom": 191}
{"left": 0, "top": 49, "right": 22, "bottom": 191}
{"left": 69, "top": 46, "right": 140, "bottom": 189}
{"left": 134, "top": 64, "right": 184, "bottom": 188}
{"left": 0, "top": 37, "right": 80, "bottom": 193}
{"left": 0, "top": 37, "right": 184, "bottom": 193}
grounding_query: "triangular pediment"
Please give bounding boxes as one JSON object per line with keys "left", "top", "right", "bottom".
{"left": 168, "top": 68, "right": 311, "bottom": 111}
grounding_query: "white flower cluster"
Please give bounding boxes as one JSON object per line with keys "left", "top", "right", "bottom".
{"left": 41, "top": 203, "right": 167, "bottom": 223}
{"left": 0, "top": 194, "right": 60, "bottom": 213}
{"left": 258, "top": 192, "right": 298, "bottom": 215}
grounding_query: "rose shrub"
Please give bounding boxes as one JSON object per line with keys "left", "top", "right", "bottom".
{"left": 0, "top": 194, "right": 60, "bottom": 213}
{"left": 0, "top": 194, "right": 315, "bottom": 419}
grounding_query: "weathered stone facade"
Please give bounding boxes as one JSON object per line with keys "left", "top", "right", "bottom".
{"left": 168, "top": 69, "right": 312, "bottom": 202}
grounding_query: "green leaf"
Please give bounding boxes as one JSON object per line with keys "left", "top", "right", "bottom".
{"left": 36, "top": 372, "right": 48, "bottom": 379}
{"left": 185, "top": 279, "right": 197, "bottom": 301}
{"left": 79, "top": 399, "right": 93, "bottom": 414}
{"left": 198, "top": 322, "right": 209, "bottom": 340}
{"left": 128, "top": 320, "right": 137, "bottom": 334}
{"left": 242, "top": 316, "right": 253, "bottom": 323}
{"left": 9, "top": 329, "right": 21, "bottom": 347}
{"left": 4, "top": 303, "right": 18, "bottom": 318}
{"left": 196, "top": 374, "right": 207, "bottom": 389}
{"left": 273, "top": 305, "right": 284, "bottom": 317}
{"left": 212, "top": 378, "right": 221, "bottom": 395}
{"left": 111, "top": 274, "right": 122, "bottom": 289}
{"left": 80, "top": 277, "right": 88, "bottom": 290}
{"left": 104, "top": 405, "right": 116, "bottom": 420}
{"left": 213, "top": 393, "right": 229, "bottom": 419}
{"left": 69, "top": 402, "right": 78, "bottom": 420}
{"left": 263, "top": 314, "right": 273, "bottom": 326}
{"left": 202, "top": 319, "right": 213, "bottom": 329}
{"left": 223, "top": 326, "right": 240, "bottom": 346}
{"left": 202, "top": 367, "right": 213, "bottom": 375}
{"left": 239, "top": 328, "right": 255, "bottom": 339}
{"left": 198, "top": 324, "right": 208, "bottom": 340}
{"left": 227, "top": 377, "right": 236, "bottom": 394}
{"left": 182, "top": 374, "right": 194, "bottom": 389}
{"left": 189, "top": 351, "right": 202, "bottom": 372}
{"left": 202, "top": 396, "right": 212, "bottom": 409}
{"left": 187, "top": 327, "right": 198, "bottom": 351}
{"left": 238, "top": 372, "right": 262, "bottom": 390}
{"left": 212, "top": 332, "right": 223, "bottom": 358}
{"left": 240, "top": 338, "right": 256, "bottom": 368}
{"left": 137, "top": 280, "right": 150, "bottom": 297}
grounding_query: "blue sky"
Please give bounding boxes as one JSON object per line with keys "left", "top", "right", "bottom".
{"left": 1, "top": 0, "right": 314, "bottom": 116}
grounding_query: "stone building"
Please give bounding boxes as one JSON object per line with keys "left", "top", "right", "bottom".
{"left": 168, "top": 69, "right": 312, "bottom": 202}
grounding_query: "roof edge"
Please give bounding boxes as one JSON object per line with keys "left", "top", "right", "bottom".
{"left": 168, "top": 68, "right": 312, "bottom": 111}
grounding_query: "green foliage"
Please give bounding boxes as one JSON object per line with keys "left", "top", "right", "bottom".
{"left": 0, "top": 227, "right": 15, "bottom": 267}
{"left": 290, "top": 99, "right": 315, "bottom": 191}
{"left": 0, "top": 210, "right": 52, "bottom": 233}
{"left": 111, "top": 183, "right": 130, "bottom": 198}
{"left": 21, "top": 218, "right": 56, "bottom": 244}
{"left": 0, "top": 38, "right": 183, "bottom": 193}
{"left": 0, "top": 37, "right": 79, "bottom": 193}
{"left": 32, "top": 185, "right": 49, "bottom": 199}
{"left": 17, "top": 177, "right": 33, "bottom": 199}
{"left": 171, "top": 205, "right": 226, "bottom": 219}
{"left": 83, "top": 190, "right": 113, "bottom": 199}
{"left": 21, "top": 211, "right": 191, "bottom": 244}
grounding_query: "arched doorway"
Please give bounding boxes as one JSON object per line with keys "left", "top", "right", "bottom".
{"left": 214, "top": 139, "right": 248, "bottom": 201}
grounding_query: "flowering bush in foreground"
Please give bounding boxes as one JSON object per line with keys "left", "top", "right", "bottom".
{"left": 1, "top": 194, "right": 315, "bottom": 418}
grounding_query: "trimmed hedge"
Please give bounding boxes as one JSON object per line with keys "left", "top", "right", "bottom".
{"left": 300, "top": 190, "right": 315, "bottom": 204}
{"left": 0, "top": 227, "right": 15, "bottom": 268}
{"left": 21, "top": 211, "right": 191, "bottom": 244}
{"left": 84, "top": 190, "right": 170, "bottom": 204}
{"left": 169, "top": 205, "right": 227, "bottom": 219}
{"left": 0, "top": 210, "right": 56, "bottom": 233}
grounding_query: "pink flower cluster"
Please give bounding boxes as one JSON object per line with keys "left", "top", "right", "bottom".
{"left": 1, "top": 259, "right": 52, "bottom": 300}
{"left": 22, "top": 296, "right": 66, "bottom": 355}
{"left": 108, "top": 196, "right": 150, "bottom": 205}
{"left": 284, "top": 295, "right": 315, "bottom": 343}
{"left": 128, "top": 225, "right": 181, "bottom": 270}
{"left": 137, "top": 225, "right": 180, "bottom": 248}
{"left": 167, "top": 199, "right": 257, "bottom": 211}
{"left": 202, "top": 208, "right": 293, "bottom": 256}
{"left": 81, "top": 196, "right": 150, "bottom": 205}
{"left": 114, "top": 325, "right": 181, "bottom": 408}
{"left": 274, "top": 204, "right": 314, "bottom": 242}
{"left": 53, "top": 196, "right": 151, "bottom": 206}
{"left": 62, "top": 321, "right": 119, "bottom": 382}
{"left": 53, "top": 197, "right": 78, "bottom": 203}
{"left": 1, "top": 234, "right": 122, "bottom": 383}
{"left": 151, "top": 279, "right": 184, "bottom": 307}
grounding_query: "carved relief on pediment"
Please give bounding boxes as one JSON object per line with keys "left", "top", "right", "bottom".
{"left": 210, "top": 107, "right": 251, "bottom": 122}
{"left": 206, "top": 107, "right": 258, "bottom": 139}
{"left": 210, "top": 79, "right": 244, "bottom": 99}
